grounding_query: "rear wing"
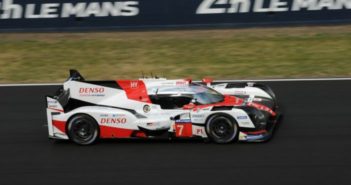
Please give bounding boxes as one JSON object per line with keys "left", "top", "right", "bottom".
{"left": 46, "top": 96, "right": 64, "bottom": 113}
{"left": 46, "top": 96, "right": 65, "bottom": 138}
{"left": 46, "top": 69, "right": 74, "bottom": 112}
{"left": 68, "top": 69, "right": 85, "bottom": 81}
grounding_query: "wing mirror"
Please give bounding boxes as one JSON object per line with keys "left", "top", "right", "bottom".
{"left": 183, "top": 103, "right": 195, "bottom": 109}
{"left": 202, "top": 77, "right": 213, "bottom": 86}
{"left": 182, "top": 98, "right": 197, "bottom": 109}
{"left": 191, "top": 98, "right": 198, "bottom": 104}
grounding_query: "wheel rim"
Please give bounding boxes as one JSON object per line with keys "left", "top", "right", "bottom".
{"left": 71, "top": 119, "right": 95, "bottom": 142}
{"left": 208, "top": 116, "right": 237, "bottom": 143}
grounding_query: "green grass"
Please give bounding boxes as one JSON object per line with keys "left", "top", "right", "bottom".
{"left": 0, "top": 25, "right": 351, "bottom": 83}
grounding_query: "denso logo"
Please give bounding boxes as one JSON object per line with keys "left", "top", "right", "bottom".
{"left": 79, "top": 87, "right": 104, "bottom": 93}
{"left": 79, "top": 87, "right": 105, "bottom": 96}
{"left": 101, "top": 118, "right": 127, "bottom": 124}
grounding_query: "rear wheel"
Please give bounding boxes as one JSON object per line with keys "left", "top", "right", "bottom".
{"left": 67, "top": 114, "right": 99, "bottom": 145}
{"left": 206, "top": 114, "right": 238, "bottom": 144}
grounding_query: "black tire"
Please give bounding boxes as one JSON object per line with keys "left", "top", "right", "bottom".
{"left": 205, "top": 114, "right": 238, "bottom": 144}
{"left": 67, "top": 114, "right": 99, "bottom": 145}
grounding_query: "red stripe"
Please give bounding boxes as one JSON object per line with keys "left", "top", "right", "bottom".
{"left": 175, "top": 122, "right": 193, "bottom": 137}
{"left": 48, "top": 108, "right": 64, "bottom": 112}
{"left": 52, "top": 120, "right": 66, "bottom": 133}
{"left": 243, "top": 130, "right": 267, "bottom": 135}
{"left": 247, "top": 102, "right": 276, "bottom": 116}
{"left": 134, "top": 131, "right": 147, "bottom": 138}
{"left": 100, "top": 125, "right": 135, "bottom": 138}
{"left": 183, "top": 95, "right": 244, "bottom": 110}
{"left": 117, "top": 80, "right": 151, "bottom": 103}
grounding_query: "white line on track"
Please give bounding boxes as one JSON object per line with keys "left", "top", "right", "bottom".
{"left": 0, "top": 77, "right": 351, "bottom": 87}
{"left": 0, "top": 83, "right": 61, "bottom": 87}
{"left": 210, "top": 77, "right": 351, "bottom": 82}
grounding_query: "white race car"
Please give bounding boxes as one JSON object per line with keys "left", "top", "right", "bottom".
{"left": 46, "top": 70, "right": 281, "bottom": 145}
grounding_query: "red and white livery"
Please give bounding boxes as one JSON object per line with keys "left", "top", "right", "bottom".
{"left": 46, "top": 70, "right": 281, "bottom": 145}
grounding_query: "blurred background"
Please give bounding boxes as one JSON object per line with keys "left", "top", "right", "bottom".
{"left": 0, "top": 0, "right": 350, "bottom": 83}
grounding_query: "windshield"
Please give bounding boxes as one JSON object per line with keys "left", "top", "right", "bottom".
{"left": 150, "top": 83, "right": 224, "bottom": 105}
{"left": 189, "top": 83, "right": 224, "bottom": 105}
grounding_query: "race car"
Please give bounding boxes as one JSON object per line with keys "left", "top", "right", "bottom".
{"left": 46, "top": 70, "right": 281, "bottom": 145}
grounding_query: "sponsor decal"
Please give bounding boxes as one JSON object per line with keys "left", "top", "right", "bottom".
{"left": 195, "top": 128, "right": 204, "bottom": 135}
{"left": 234, "top": 90, "right": 246, "bottom": 95}
{"left": 79, "top": 87, "right": 105, "bottom": 97}
{"left": 192, "top": 114, "right": 206, "bottom": 122}
{"left": 161, "top": 82, "right": 174, "bottom": 86}
{"left": 0, "top": 0, "right": 139, "bottom": 19}
{"left": 48, "top": 105, "right": 59, "bottom": 109}
{"left": 245, "top": 134, "right": 264, "bottom": 141}
{"left": 48, "top": 100, "right": 58, "bottom": 107}
{"left": 237, "top": 115, "right": 248, "bottom": 120}
{"left": 112, "top": 114, "right": 125, "bottom": 117}
{"left": 47, "top": 100, "right": 62, "bottom": 110}
{"left": 176, "top": 119, "right": 191, "bottom": 123}
{"left": 176, "top": 81, "right": 187, "bottom": 86}
{"left": 47, "top": 100, "right": 57, "bottom": 104}
{"left": 196, "top": 0, "right": 351, "bottom": 14}
{"left": 241, "top": 121, "right": 252, "bottom": 125}
{"left": 146, "top": 122, "right": 160, "bottom": 127}
{"left": 100, "top": 117, "right": 127, "bottom": 124}
{"left": 130, "top": 81, "right": 138, "bottom": 88}
{"left": 175, "top": 122, "right": 192, "bottom": 137}
{"left": 192, "top": 114, "right": 204, "bottom": 118}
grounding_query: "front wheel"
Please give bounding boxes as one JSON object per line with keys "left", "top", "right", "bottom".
{"left": 67, "top": 114, "right": 99, "bottom": 145}
{"left": 205, "top": 114, "right": 238, "bottom": 144}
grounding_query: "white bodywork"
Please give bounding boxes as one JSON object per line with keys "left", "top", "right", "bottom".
{"left": 46, "top": 78, "right": 274, "bottom": 140}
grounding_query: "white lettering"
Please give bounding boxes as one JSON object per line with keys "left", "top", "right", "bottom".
{"left": 1, "top": 0, "right": 22, "bottom": 19}
{"left": 99, "top": 2, "right": 121, "bottom": 16}
{"left": 253, "top": 0, "right": 269, "bottom": 12}
{"left": 227, "top": 0, "right": 251, "bottom": 13}
{"left": 197, "top": 0, "right": 351, "bottom": 14}
{"left": 84, "top": 2, "right": 101, "bottom": 17}
{"left": 271, "top": 0, "right": 288, "bottom": 11}
{"left": 25, "top": 4, "right": 40, "bottom": 19}
{"left": 197, "top": 0, "right": 289, "bottom": 14}
{"left": 60, "top": 1, "right": 139, "bottom": 18}
{"left": 338, "top": 0, "right": 351, "bottom": 9}
{"left": 24, "top": 3, "right": 60, "bottom": 19}
{"left": 291, "top": 0, "right": 351, "bottom": 11}
{"left": 41, "top": 3, "right": 59, "bottom": 18}
{"left": 196, "top": 0, "right": 227, "bottom": 14}
{"left": 292, "top": 0, "right": 325, "bottom": 10}
{"left": 121, "top": 1, "right": 139, "bottom": 16}
{"left": 61, "top": 3, "right": 86, "bottom": 18}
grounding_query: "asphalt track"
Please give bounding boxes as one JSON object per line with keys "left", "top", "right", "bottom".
{"left": 1, "top": 80, "right": 351, "bottom": 185}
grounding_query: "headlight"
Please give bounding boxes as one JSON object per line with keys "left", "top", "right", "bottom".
{"left": 243, "top": 107, "right": 268, "bottom": 129}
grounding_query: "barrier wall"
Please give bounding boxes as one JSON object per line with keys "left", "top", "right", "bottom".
{"left": 0, "top": 0, "right": 350, "bottom": 31}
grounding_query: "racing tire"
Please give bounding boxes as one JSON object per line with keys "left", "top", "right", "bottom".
{"left": 67, "top": 114, "right": 99, "bottom": 145}
{"left": 205, "top": 114, "right": 238, "bottom": 144}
